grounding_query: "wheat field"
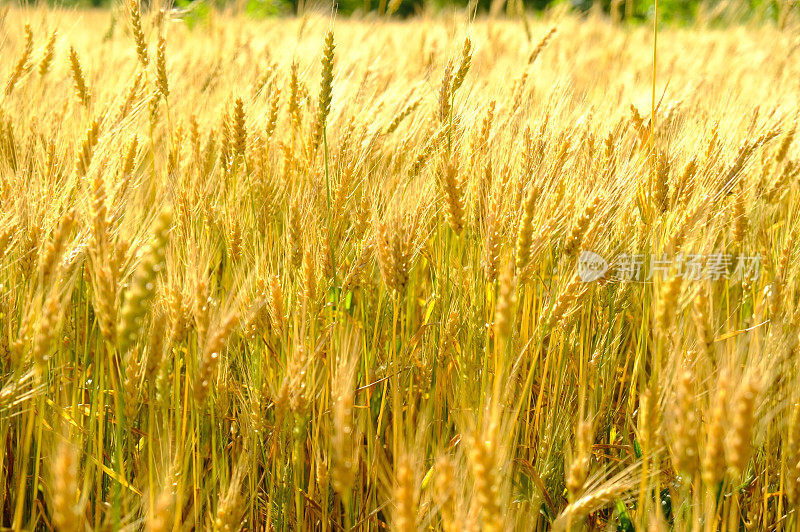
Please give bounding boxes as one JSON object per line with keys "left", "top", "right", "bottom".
{"left": 1, "top": 2, "right": 800, "bottom": 530}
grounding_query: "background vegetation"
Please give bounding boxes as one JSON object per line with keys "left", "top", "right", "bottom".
{"left": 36, "top": 0, "right": 795, "bottom": 22}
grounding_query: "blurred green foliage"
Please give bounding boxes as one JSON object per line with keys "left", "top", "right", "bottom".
{"left": 33, "top": 0, "right": 789, "bottom": 22}
{"left": 253, "top": 0, "right": 784, "bottom": 20}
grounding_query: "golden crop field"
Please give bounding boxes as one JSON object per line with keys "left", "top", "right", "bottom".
{"left": 1, "top": 2, "right": 799, "bottom": 530}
